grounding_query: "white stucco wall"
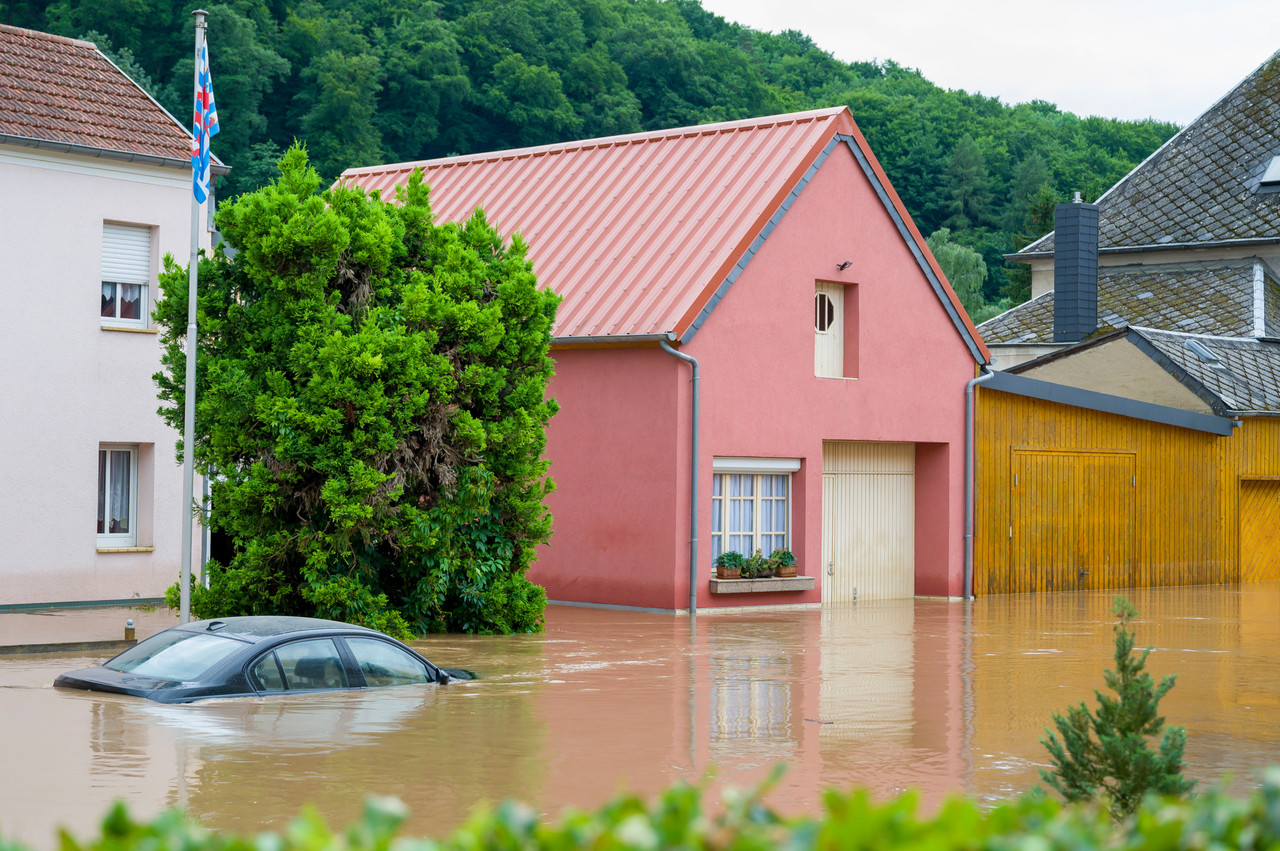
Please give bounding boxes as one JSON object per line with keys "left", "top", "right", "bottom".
{"left": 0, "top": 144, "right": 209, "bottom": 606}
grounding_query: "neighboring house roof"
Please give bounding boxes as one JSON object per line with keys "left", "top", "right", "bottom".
{"left": 1017, "top": 51, "right": 1280, "bottom": 258}
{"left": 340, "top": 107, "right": 988, "bottom": 360}
{"left": 0, "top": 23, "right": 210, "bottom": 169}
{"left": 1132, "top": 327, "right": 1280, "bottom": 415}
{"left": 978, "top": 259, "right": 1280, "bottom": 344}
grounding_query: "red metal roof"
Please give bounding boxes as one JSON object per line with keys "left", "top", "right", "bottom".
{"left": 0, "top": 24, "right": 192, "bottom": 162}
{"left": 341, "top": 107, "right": 987, "bottom": 359}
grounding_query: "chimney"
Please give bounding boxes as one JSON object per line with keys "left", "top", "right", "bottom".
{"left": 1053, "top": 192, "right": 1099, "bottom": 343}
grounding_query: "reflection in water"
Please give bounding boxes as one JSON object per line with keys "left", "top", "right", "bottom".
{"left": 2, "top": 584, "right": 1279, "bottom": 849}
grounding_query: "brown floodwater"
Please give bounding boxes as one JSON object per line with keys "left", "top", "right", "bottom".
{"left": 1, "top": 583, "right": 1278, "bottom": 848}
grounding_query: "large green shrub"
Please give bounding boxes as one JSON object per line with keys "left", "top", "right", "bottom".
{"left": 25, "top": 769, "right": 1280, "bottom": 851}
{"left": 1041, "top": 597, "right": 1195, "bottom": 818}
{"left": 153, "top": 147, "right": 559, "bottom": 635}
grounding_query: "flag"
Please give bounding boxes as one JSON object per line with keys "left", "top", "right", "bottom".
{"left": 191, "top": 43, "right": 219, "bottom": 204}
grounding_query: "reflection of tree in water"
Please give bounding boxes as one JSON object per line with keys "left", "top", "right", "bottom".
{"left": 706, "top": 617, "right": 805, "bottom": 765}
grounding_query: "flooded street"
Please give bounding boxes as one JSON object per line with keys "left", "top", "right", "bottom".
{"left": 1, "top": 583, "right": 1278, "bottom": 847}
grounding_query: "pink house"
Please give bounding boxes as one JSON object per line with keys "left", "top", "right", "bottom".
{"left": 341, "top": 107, "right": 989, "bottom": 611}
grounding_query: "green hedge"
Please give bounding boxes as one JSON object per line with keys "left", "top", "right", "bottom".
{"left": 13, "top": 769, "right": 1280, "bottom": 851}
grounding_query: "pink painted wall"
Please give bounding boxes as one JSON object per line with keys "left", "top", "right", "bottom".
{"left": 529, "top": 347, "right": 686, "bottom": 609}
{"left": 534, "top": 142, "right": 977, "bottom": 608}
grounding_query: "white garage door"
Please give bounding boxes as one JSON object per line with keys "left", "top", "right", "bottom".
{"left": 821, "top": 442, "right": 915, "bottom": 602}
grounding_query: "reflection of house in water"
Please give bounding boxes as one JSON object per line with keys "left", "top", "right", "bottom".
{"left": 708, "top": 618, "right": 800, "bottom": 764}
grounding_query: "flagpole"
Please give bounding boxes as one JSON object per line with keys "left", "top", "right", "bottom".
{"left": 180, "top": 9, "right": 209, "bottom": 624}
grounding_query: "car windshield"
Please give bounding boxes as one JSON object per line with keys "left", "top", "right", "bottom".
{"left": 106, "top": 630, "right": 242, "bottom": 681}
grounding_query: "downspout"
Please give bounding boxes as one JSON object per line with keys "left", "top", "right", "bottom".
{"left": 964, "top": 366, "right": 994, "bottom": 600}
{"left": 660, "top": 337, "right": 700, "bottom": 615}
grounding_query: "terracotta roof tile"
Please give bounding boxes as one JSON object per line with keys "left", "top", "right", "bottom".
{"left": 0, "top": 23, "right": 190, "bottom": 161}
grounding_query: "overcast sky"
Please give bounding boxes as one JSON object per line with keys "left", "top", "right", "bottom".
{"left": 697, "top": 0, "right": 1278, "bottom": 125}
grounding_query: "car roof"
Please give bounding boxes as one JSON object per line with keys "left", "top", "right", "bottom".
{"left": 170, "top": 616, "right": 381, "bottom": 643}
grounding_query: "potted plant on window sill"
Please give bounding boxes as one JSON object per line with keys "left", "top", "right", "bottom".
{"left": 742, "top": 549, "right": 774, "bottom": 579}
{"left": 769, "top": 548, "right": 797, "bottom": 578}
{"left": 714, "top": 551, "right": 744, "bottom": 579}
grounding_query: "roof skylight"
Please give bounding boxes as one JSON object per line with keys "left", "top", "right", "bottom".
{"left": 1259, "top": 155, "right": 1280, "bottom": 193}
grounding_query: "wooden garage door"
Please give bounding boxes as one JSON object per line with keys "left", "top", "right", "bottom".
{"left": 1008, "top": 450, "right": 1135, "bottom": 594}
{"left": 1240, "top": 479, "right": 1280, "bottom": 582}
{"left": 822, "top": 442, "right": 915, "bottom": 603}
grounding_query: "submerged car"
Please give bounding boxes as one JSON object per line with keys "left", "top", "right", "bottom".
{"left": 55, "top": 616, "right": 473, "bottom": 704}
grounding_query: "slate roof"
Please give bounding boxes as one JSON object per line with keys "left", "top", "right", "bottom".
{"left": 1133, "top": 327, "right": 1280, "bottom": 414}
{"left": 0, "top": 24, "right": 193, "bottom": 163}
{"left": 341, "top": 108, "right": 987, "bottom": 360}
{"left": 978, "top": 259, "right": 1280, "bottom": 344}
{"left": 1018, "top": 51, "right": 1280, "bottom": 256}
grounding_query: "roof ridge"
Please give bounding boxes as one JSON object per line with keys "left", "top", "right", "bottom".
{"left": 1129, "top": 326, "right": 1272, "bottom": 344}
{"left": 343, "top": 106, "right": 850, "bottom": 177}
{"left": 0, "top": 22, "right": 95, "bottom": 49}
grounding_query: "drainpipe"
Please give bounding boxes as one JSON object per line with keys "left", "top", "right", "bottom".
{"left": 964, "top": 367, "right": 994, "bottom": 600}
{"left": 660, "top": 337, "right": 700, "bottom": 616}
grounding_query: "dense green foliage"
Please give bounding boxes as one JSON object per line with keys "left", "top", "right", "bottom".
{"left": 152, "top": 147, "right": 558, "bottom": 635}
{"left": 1041, "top": 598, "right": 1196, "bottom": 819}
{"left": 20, "top": 769, "right": 1280, "bottom": 851}
{"left": 3, "top": 0, "right": 1178, "bottom": 316}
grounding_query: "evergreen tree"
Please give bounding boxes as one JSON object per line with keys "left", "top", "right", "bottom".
{"left": 1041, "top": 597, "right": 1195, "bottom": 819}
{"left": 942, "top": 134, "right": 995, "bottom": 230}
{"left": 153, "top": 148, "right": 559, "bottom": 635}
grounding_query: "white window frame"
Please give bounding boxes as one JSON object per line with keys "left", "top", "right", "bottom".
{"left": 711, "top": 457, "right": 800, "bottom": 564}
{"left": 101, "top": 222, "right": 152, "bottom": 329}
{"left": 97, "top": 444, "right": 139, "bottom": 547}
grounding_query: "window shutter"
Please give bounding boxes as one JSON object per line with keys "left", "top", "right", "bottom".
{"left": 102, "top": 223, "right": 151, "bottom": 284}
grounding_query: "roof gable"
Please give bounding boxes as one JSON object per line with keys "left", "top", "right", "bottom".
{"left": 0, "top": 24, "right": 193, "bottom": 164}
{"left": 1132, "top": 327, "right": 1280, "bottom": 414}
{"left": 1019, "top": 51, "right": 1280, "bottom": 257}
{"left": 340, "top": 108, "right": 987, "bottom": 362}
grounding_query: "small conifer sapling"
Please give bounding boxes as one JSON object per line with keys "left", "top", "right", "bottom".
{"left": 1040, "top": 597, "right": 1195, "bottom": 819}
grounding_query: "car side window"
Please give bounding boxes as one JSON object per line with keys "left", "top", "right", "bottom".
{"left": 276, "top": 638, "right": 349, "bottom": 690}
{"left": 249, "top": 652, "right": 287, "bottom": 692}
{"left": 346, "top": 637, "right": 432, "bottom": 687}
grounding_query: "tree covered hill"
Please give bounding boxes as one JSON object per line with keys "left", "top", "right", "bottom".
{"left": 3, "top": 0, "right": 1178, "bottom": 313}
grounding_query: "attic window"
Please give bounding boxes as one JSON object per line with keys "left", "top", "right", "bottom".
{"left": 1185, "top": 339, "right": 1226, "bottom": 370}
{"left": 1258, "top": 155, "right": 1280, "bottom": 194}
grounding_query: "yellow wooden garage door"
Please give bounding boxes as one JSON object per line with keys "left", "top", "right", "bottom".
{"left": 1008, "top": 450, "right": 1136, "bottom": 594}
{"left": 1240, "top": 479, "right": 1280, "bottom": 582}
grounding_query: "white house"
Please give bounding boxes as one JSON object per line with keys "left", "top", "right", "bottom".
{"left": 0, "top": 24, "right": 221, "bottom": 606}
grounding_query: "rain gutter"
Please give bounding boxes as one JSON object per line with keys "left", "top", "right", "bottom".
{"left": 659, "top": 336, "right": 700, "bottom": 616}
{"left": 552, "top": 333, "right": 672, "bottom": 346}
{"left": 1007, "top": 236, "right": 1280, "bottom": 262}
{"left": 0, "top": 133, "right": 230, "bottom": 174}
{"left": 964, "top": 367, "right": 995, "bottom": 600}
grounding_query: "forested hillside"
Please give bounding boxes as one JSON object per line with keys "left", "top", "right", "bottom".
{"left": 2, "top": 0, "right": 1179, "bottom": 316}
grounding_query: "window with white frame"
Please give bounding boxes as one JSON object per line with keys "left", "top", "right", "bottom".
{"left": 101, "top": 223, "right": 152, "bottom": 326}
{"left": 711, "top": 457, "right": 800, "bottom": 562}
{"left": 98, "top": 445, "right": 138, "bottom": 546}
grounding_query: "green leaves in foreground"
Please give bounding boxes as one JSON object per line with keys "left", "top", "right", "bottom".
{"left": 32, "top": 769, "right": 1280, "bottom": 851}
{"left": 1041, "top": 597, "right": 1195, "bottom": 819}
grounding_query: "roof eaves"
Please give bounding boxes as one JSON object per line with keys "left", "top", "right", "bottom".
{"left": 0, "top": 132, "right": 229, "bottom": 173}
{"left": 1011, "top": 236, "right": 1280, "bottom": 262}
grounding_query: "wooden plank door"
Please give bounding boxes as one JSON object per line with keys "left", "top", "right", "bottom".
{"left": 1241, "top": 479, "right": 1280, "bottom": 582}
{"left": 821, "top": 442, "right": 915, "bottom": 603}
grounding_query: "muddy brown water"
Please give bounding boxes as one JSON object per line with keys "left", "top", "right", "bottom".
{"left": 1, "top": 584, "right": 1278, "bottom": 848}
